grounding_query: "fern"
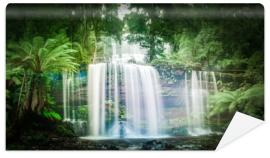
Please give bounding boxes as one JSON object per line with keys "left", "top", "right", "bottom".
{"left": 42, "top": 110, "right": 62, "bottom": 121}
{"left": 7, "top": 33, "right": 79, "bottom": 73}
{"left": 209, "top": 84, "right": 264, "bottom": 119}
{"left": 7, "top": 33, "right": 80, "bottom": 113}
{"left": 208, "top": 90, "right": 241, "bottom": 117}
{"left": 238, "top": 84, "right": 264, "bottom": 119}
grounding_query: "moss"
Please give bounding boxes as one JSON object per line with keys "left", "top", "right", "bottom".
{"left": 55, "top": 123, "right": 76, "bottom": 137}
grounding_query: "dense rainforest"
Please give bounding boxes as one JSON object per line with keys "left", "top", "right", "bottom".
{"left": 6, "top": 4, "right": 264, "bottom": 150}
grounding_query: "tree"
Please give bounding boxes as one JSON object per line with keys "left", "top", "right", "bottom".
{"left": 70, "top": 4, "right": 124, "bottom": 64}
{"left": 124, "top": 5, "right": 166, "bottom": 62}
{"left": 6, "top": 4, "right": 124, "bottom": 65}
{"left": 7, "top": 33, "right": 79, "bottom": 117}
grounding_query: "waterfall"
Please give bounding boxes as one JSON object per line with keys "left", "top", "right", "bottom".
{"left": 62, "top": 71, "right": 87, "bottom": 135}
{"left": 86, "top": 63, "right": 165, "bottom": 138}
{"left": 62, "top": 72, "right": 77, "bottom": 122}
{"left": 184, "top": 71, "right": 218, "bottom": 136}
{"left": 62, "top": 73, "right": 67, "bottom": 120}
{"left": 211, "top": 72, "right": 218, "bottom": 93}
{"left": 124, "top": 64, "right": 142, "bottom": 135}
{"left": 124, "top": 64, "right": 164, "bottom": 136}
{"left": 211, "top": 71, "right": 220, "bottom": 124}
{"left": 112, "top": 63, "right": 120, "bottom": 137}
{"left": 61, "top": 38, "right": 221, "bottom": 138}
{"left": 62, "top": 68, "right": 219, "bottom": 138}
{"left": 87, "top": 63, "right": 106, "bottom": 136}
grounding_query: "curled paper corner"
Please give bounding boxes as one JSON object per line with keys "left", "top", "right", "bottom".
{"left": 216, "top": 111, "right": 264, "bottom": 150}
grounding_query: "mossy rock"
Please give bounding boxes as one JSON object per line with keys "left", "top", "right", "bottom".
{"left": 55, "top": 122, "right": 76, "bottom": 137}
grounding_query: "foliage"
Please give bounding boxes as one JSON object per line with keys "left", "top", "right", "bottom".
{"left": 42, "top": 109, "right": 62, "bottom": 121}
{"left": 151, "top": 26, "right": 223, "bottom": 71}
{"left": 7, "top": 33, "right": 79, "bottom": 116}
{"left": 6, "top": 66, "right": 24, "bottom": 86}
{"left": 126, "top": 4, "right": 263, "bottom": 77}
{"left": 7, "top": 33, "right": 79, "bottom": 73}
{"left": 119, "top": 104, "right": 126, "bottom": 120}
{"left": 77, "top": 106, "right": 88, "bottom": 120}
{"left": 5, "top": 4, "right": 264, "bottom": 138}
{"left": 124, "top": 7, "right": 166, "bottom": 61}
{"left": 55, "top": 123, "right": 76, "bottom": 137}
{"left": 208, "top": 84, "right": 264, "bottom": 120}
{"left": 70, "top": 4, "right": 123, "bottom": 64}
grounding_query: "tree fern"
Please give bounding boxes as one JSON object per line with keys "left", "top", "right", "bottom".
{"left": 7, "top": 33, "right": 80, "bottom": 114}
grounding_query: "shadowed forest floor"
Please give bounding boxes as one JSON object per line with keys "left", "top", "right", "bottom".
{"left": 7, "top": 134, "right": 222, "bottom": 150}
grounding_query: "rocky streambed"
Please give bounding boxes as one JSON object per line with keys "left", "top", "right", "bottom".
{"left": 7, "top": 134, "right": 222, "bottom": 150}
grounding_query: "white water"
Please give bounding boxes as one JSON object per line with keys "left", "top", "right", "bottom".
{"left": 62, "top": 72, "right": 86, "bottom": 126}
{"left": 184, "top": 71, "right": 218, "bottom": 136}
{"left": 61, "top": 39, "right": 220, "bottom": 138}
{"left": 86, "top": 63, "right": 165, "bottom": 138}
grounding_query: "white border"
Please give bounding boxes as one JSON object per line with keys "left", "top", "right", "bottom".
{"left": 1, "top": 0, "right": 269, "bottom": 158}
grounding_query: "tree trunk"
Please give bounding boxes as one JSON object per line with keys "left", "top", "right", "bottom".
{"left": 23, "top": 73, "right": 45, "bottom": 113}
{"left": 15, "top": 72, "right": 26, "bottom": 119}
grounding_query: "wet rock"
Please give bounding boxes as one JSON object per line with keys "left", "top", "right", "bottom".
{"left": 141, "top": 140, "right": 174, "bottom": 150}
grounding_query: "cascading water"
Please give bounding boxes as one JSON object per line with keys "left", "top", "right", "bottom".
{"left": 86, "top": 63, "right": 165, "bottom": 138}
{"left": 123, "top": 64, "right": 164, "bottom": 136}
{"left": 61, "top": 39, "right": 220, "bottom": 139}
{"left": 62, "top": 72, "right": 87, "bottom": 135}
{"left": 183, "top": 70, "right": 218, "bottom": 136}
